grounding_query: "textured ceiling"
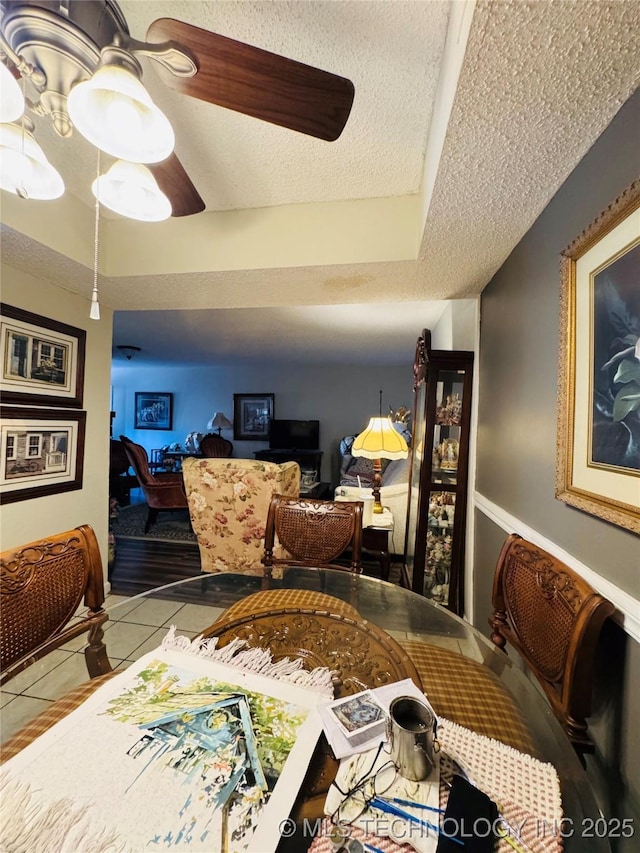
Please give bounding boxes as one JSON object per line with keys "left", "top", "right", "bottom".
{"left": 12, "top": 0, "right": 450, "bottom": 213}
{"left": 1, "top": 0, "right": 639, "bottom": 366}
{"left": 111, "top": 301, "right": 451, "bottom": 367}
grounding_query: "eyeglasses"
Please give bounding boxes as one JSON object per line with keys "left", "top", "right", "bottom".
{"left": 329, "top": 742, "right": 398, "bottom": 826}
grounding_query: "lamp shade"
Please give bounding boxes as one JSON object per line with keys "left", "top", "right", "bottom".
{"left": 0, "top": 122, "right": 64, "bottom": 199}
{"left": 207, "top": 412, "right": 233, "bottom": 431}
{"left": 0, "top": 63, "right": 25, "bottom": 123}
{"left": 92, "top": 160, "right": 171, "bottom": 221}
{"left": 68, "top": 63, "right": 175, "bottom": 164}
{"left": 352, "top": 416, "right": 409, "bottom": 460}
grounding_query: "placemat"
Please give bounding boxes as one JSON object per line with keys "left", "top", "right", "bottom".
{"left": 401, "top": 641, "right": 536, "bottom": 756}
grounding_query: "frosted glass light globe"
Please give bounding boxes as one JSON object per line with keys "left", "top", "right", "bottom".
{"left": 68, "top": 64, "right": 174, "bottom": 163}
{"left": 92, "top": 160, "right": 171, "bottom": 221}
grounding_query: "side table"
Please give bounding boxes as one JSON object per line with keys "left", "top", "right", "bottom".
{"left": 300, "top": 481, "right": 332, "bottom": 499}
{"left": 362, "top": 524, "right": 392, "bottom": 580}
{"left": 162, "top": 451, "right": 203, "bottom": 472}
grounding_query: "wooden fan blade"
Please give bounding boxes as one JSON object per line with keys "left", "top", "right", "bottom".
{"left": 147, "top": 18, "right": 354, "bottom": 142}
{"left": 149, "top": 153, "right": 205, "bottom": 217}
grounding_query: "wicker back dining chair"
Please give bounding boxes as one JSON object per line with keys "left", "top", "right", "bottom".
{"left": 489, "top": 533, "right": 614, "bottom": 758}
{"left": 1, "top": 524, "right": 112, "bottom": 686}
{"left": 120, "top": 435, "right": 189, "bottom": 532}
{"left": 261, "top": 495, "right": 364, "bottom": 589}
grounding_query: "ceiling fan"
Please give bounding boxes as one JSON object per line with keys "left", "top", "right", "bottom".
{"left": 0, "top": 0, "right": 355, "bottom": 217}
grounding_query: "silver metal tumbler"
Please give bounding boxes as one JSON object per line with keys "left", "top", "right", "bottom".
{"left": 388, "top": 695, "right": 439, "bottom": 781}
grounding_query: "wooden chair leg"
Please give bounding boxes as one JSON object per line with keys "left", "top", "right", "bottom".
{"left": 84, "top": 615, "right": 112, "bottom": 677}
{"left": 145, "top": 507, "right": 159, "bottom": 533}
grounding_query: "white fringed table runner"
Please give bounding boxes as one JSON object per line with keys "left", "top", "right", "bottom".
{"left": 1, "top": 627, "right": 335, "bottom": 853}
{"left": 159, "top": 625, "right": 335, "bottom": 692}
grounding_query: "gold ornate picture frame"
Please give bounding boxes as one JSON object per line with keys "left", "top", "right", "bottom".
{"left": 556, "top": 180, "right": 640, "bottom": 534}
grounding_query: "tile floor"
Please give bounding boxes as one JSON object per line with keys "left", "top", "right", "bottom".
{"left": 1, "top": 592, "right": 225, "bottom": 745}
{"left": 1, "top": 585, "right": 486, "bottom": 747}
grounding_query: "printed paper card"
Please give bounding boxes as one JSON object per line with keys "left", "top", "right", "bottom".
{"left": 328, "top": 691, "right": 387, "bottom": 743}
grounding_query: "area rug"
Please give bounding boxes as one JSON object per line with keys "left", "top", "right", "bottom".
{"left": 112, "top": 503, "right": 197, "bottom": 543}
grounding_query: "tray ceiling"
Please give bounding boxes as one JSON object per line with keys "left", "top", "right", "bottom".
{"left": 1, "top": 0, "right": 638, "bottom": 364}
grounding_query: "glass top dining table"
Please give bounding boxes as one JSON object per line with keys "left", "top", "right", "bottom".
{"left": 103, "top": 569, "right": 609, "bottom": 853}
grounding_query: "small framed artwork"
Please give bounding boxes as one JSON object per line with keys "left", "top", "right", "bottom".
{"left": 0, "top": 406, "right": 86, "bottom": 504}
{"left": 0, "top": 303, "right": 86, "bottom": 407}
{"left": 134, "top": 392, "right": 173, "bottom": 430}
{"left": 233, "top": 393, "right": 274, "bottom": 441}
{"left": 556, "top": 179, "right": 640, "bottom": 534}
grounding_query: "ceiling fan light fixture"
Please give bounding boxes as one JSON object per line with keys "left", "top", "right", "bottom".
{"left": 68, "top": 61, "right": 175, "bottom": 164}
{"left": 0, "top": 122, "right": 64, "bottom": 199}
{"left": 0, "top": 63, "right": 25, "bottom": 123}
{"left": 92, "top": 160, "right": 172, "bottom": 222}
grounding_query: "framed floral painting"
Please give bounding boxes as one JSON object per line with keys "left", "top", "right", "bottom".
{"left": 556, "top": 180, "right": 640, "bottom": 533}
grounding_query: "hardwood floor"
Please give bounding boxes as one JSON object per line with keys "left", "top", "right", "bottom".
{"left": 110, "top": 537, "right": 202, "bottom": 596}
{"left": 111, "top": 491, "right": 401, "bottom": 595}
{"left": 110, "top": 534, "right": 401, "bottom": 597}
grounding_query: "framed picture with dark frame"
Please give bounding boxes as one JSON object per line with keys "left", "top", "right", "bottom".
{"left": 233, "top": 393, "right": 274, "bottom": 441}
{"left": 0, "top": 406, "right": 86, "bottom": 504}
{"left": 134, "top": 392, "right": 173, "bottom": 430}
{"left": 556, "top": 179, "right": 640, "bottom": 534}
{"left": 0, "top": 303, "right": 86, "bottom": 408}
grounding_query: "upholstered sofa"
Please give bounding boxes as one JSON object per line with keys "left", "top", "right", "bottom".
{"left": 334, "top": 435, "right": 410, "bottom": 556}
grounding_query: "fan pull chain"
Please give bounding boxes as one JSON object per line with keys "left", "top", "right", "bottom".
{"left": 16, "top": 78, "right": 28, "bottom": 199}
{"left": 90, "top": 151, "right": 101, "bottom": 320}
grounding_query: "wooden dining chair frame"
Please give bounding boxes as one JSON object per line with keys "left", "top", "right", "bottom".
{"left": 261, "top": 494, "right": 364, "bottom": 589}
{"left": 489, "top": 533, "right": 614, "bottom": 757}
{"left": 199, "top": 433, "right": 233, "bottom": 458}
{"left": 1, "top": 524, "right": 112, "bottom": 686}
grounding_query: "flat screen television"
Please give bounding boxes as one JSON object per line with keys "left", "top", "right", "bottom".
{"left": 269, "top": 419, "right": 320, "bottom": 450}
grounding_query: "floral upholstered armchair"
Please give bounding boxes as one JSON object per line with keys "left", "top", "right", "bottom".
{"left": 182, "top": 458, "right": 300, "bottom": 575}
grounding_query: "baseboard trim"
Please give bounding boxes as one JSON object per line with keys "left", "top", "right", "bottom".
{"left": 474, "top": 491, "right": 640, "bottom": 644}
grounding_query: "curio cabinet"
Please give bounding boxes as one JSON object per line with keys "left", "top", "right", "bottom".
{"left": 403, "top": 329, "right": 474, "bottom": 615}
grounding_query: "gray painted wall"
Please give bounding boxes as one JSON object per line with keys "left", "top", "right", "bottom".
{"left": 474, "top": 88, "right": 640, "bottom": 848}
